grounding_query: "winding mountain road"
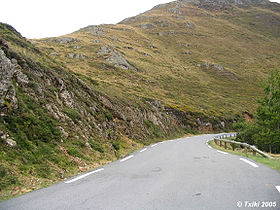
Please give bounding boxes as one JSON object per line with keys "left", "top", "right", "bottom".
{"left": 1, "top": 134, "right": 280, "bottom": 210}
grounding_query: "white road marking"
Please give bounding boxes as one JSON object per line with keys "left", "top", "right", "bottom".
{"left": 169, "top": 140, "right": 174, "bottom": 142}
{"left": 65, "top": 168, "right": 104, "bottom": 184}
{"left": 120, "top": 155, "right": 134, "bottom": 162}
{"left": 216, "top": 150, "right": 228, "bottom": 155}
{"left": 275, "top": 186, "right": 280, "bottom": 193}
{"left": 140, "top": 148, "right": 147, "bottom": 153}
{"left": 240, "top": 158, "right": 259, "bottom": 168}
{"left": 208, "top": 145, "right": 212, "bottom": 149}
{"left": 151, "top": 143, "right": 158, "bottom": 147}
{"left": 159, "top": 141, "right": 164, "bottom": 144}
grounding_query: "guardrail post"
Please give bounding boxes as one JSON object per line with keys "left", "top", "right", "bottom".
{"left": 244, "top": 147, "right": 248, "bottom": 157}
{"left": 224, "top": 142, "right": 227, "bottom": 149}
{"left": 231, "top": 143, "right": 235, "bottom": 151}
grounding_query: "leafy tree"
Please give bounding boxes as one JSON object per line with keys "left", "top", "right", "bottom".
{"left": 235, "top": 69, "right": 280, "bottom": 153}
{"left": 254, "top": 70, "right": 280, "bottom": 153}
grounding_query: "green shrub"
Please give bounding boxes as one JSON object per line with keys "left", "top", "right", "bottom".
{"left": 63, "top": 108, "right": 81, "bottom": 123}
{"left": 67, "top": 146, "right": 85, "bottom": 159}
{"left": 112, "top": 140, "right": 120, "bottom": 151}
{"left": 144, "top": 119, "right": 162, "bottom": 138}
{"left": 89, "top": 139, "right": 104, "bottom": 153}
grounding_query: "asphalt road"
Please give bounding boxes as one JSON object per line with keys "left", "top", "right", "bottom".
{"left": 1, "top": 134, "right": 280, "bottom": 210}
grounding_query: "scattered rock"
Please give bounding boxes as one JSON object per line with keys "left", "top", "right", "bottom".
{"left": 98, "top": 46, "right": 112, "bottom": 55}
{"left": 110, "top": 36, "right": 120, "bottom": 42}
{"left": 58, "top": 126, "right": 69, "bottom": 138}
{"left": 85, "top": 26, "right": 106, "bottom": 36}
{"left": 173, "top": 15, "right": 185, "bottom": 20}
{"left": 137, "top": 23, "right": 156, "bottom": 29}
{"left": 168, "top": 31, "right": 177, "bottom": 34}
{"left": 144, "top": 53, "right": 152, "bottom": 57}
{"left": 49, "top": 52, "right": 59, "bottom": 56}
{"left": 124, "top": 46, "right": 136, "bottom": 50}
{"left": 158, "top": 32, "right": 164, "bottom": 36}
{"left": 3, "top": 137, "right": 17, "bottom": 147}
{"left": 68, "top": 53, "right": 86, "bottom": 59}
{"left": 73, "top": 45, "right": 82, "bottom": 49}
{"left": 150, "top": 45, "right": 158, "bottom": 49}
{"left": 202, "top": 62, "right": 240, "bottom": 80}
{"left": 185, "top": 22, "right": 195, "bottom": 29}
{"left": 93, "top": 39, "right": 100, "bottom": 43}
{"left": 54, "top": 37, "right": 78, "bottom": 44}
{"left": 183, "top": 51, "right": 192, "bottom": 55}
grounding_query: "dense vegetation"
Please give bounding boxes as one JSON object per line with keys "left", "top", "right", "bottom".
{"left": 234, "top": 70, "right": 280, "bottom": 153}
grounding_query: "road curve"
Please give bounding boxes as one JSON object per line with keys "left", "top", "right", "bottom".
{"left": 1, "top": 134, "right": 280, "bottom": 210}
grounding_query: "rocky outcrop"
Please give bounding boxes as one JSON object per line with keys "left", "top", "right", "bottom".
{"left": 68, "top": 53, "right": 86, "bottom": 59}
{"left": 0, "top": 49, "right": 29, "bottom": 111}
{"left": 0, "top": 130, "right": 17, "bottom": 147}
{"left": 201, "top": 62, "right": 240, "bottom": 80}
{"left": 98, "top": 46, "right": 138, "bottom": 71}
{"left": 83, "top": 26, "right": 106, "bottom": 36}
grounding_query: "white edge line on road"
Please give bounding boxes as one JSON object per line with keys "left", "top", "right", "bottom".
{"left": 240, "top": 158, "right": 259, "bottom": 168}
{"left": 216, "top": 150, "right": 228, "bottom": 155}
{"left": 140, "top": 148, "right": 147, "bottom": 153}
{"left": 120, "top": 155, "right": 134, "bottom": 162}
{"left": 151, "top": 143, "right": 158, "bottom": 147}
{"left": 65, "top": 168, "right": 104, "bottom": 184}
{"left": 275, "top": 186, "right": 280, "bottom": 193}
{"left": 159, "top": 141, "right": 164, "bottom": 144}
{"left": 208, "top": 145, "right": 212, "bottom": 149}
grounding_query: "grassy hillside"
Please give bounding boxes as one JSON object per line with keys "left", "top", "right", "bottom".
{"left": 33, "top": 0, "right": 280, "bottom": 118}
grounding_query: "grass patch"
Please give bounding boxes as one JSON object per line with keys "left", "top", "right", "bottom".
{"left": 209, "top": 140, "right": 280, "bottom": 172}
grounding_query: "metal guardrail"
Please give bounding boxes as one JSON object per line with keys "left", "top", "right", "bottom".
{"left": 213, "top": 133, "right": 273, "bottom": 159}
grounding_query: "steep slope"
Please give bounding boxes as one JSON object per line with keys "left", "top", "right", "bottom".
{"left": 0, "top": 22, "right": 219, "bottom": 200}
{"left": 34, "top": 0, "right": 280, "bottom": 118}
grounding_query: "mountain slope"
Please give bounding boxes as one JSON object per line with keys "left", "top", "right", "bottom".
{"left": 34, "top": 0, "right": 280, "bottom": 118}
{"left": 0, "top": 22, "right": 214, "bottom": 200}
{"left": 0, "top": 0, "right": 280, "bottom": 200}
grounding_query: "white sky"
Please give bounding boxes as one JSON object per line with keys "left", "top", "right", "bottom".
{"left": 1, "top": 0, "right": 280, "bottom": 39}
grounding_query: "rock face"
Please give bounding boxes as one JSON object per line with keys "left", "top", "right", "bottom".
{"left": 0, "top": 49, "right": 28, "bottom": 111}
{"left": 98, "top": 46, "right": 138, "bottom": 71}
{"left": 83, "top": 26, "right": 106, "bottom": 36}
{"left": 202, "top": 62, "right": 240, "bottom": 80}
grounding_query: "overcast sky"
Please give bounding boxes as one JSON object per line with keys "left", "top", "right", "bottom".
{"left": 1, "top": 0, "right": 280, "bottom": 39}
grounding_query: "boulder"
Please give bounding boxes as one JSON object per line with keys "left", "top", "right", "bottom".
{"left": 98, "top": 46, "right": 138, "bottom": 71}
{"left": 49, "top": 52, "right": 60, "bottom": 56}
{"left": 4, "top": 138, "right": 17, "bottom": 147}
